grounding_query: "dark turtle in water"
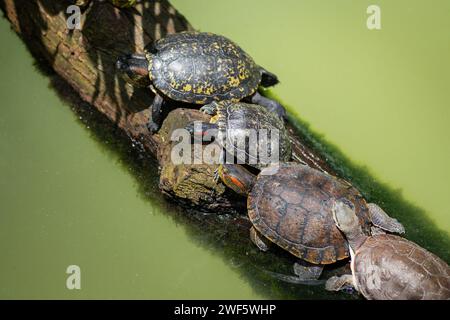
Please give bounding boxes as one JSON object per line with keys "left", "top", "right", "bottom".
{"left": 326, "top": 200, "right": 450, "bottom": 299}
{"left": 186, "top": 101, "right": 291, "bottom": 170}
{"left": 217, "top": 162, "right": 405, "bottom": 281}
{"left": 77, "top": 0, "right": 136, "bottom": 8}
{"left": 116, "top": 31, "right": 286, "bottom": 133}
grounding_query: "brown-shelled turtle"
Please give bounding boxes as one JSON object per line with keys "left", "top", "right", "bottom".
{"left": 186, "top": 101, "right": 291, "bottom": 170}
{"left": 326, "top": 200, "right": 450, "bottom": 299}
{"left": 116, "top": 31, "right": 286, "bottom": 133}
{"left": 217, "top": 162, "right": 405, "bottom": 280}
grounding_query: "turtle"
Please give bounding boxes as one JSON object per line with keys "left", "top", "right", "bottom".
{"left": 216, "top": 162, "right": 405, "bottom": 280}
{"left": 116, "top": 31, "right": 286, "bottom": 133}
{"left": 76, "top": 0, "right": 136, "bottom": 8}
{"left": 185, "top": 101, "right": 291, "bottom": 170}
{"left": 326, "top": 200, "right": 450, "bottom": 299}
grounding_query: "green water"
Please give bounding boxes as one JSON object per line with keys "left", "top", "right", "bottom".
{"left": 1, "top": 0, "right": 449, "bottom": 299}
{"left": 173, "top": 0, "right": 450, "bottom": 233}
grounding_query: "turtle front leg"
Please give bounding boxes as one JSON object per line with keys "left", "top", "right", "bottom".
{"left": 250, "top": 226, "right": 270, "bottom": 252}
{"left": 293, "top": 262, "right": 323, "bottom": 281}
{"left": 368, "top": 203, "right": 405, "bottom": 234}
{"left": 250, "top": 91, "right": 287, "bottom": 120}
{"left": 325, "top": 275, "right": 355, "bottom": 292}
{"left": 370, "top": 226, "right": 387, "bottom": 236}
{"left": 147, "top": 93, "right": 164, "bottom": 134}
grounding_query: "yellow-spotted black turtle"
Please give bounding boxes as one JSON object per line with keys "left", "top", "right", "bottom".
{"left": 217, "top": 162, "right": 405, "bottom": 281}
{"left": 116, "top": 32, "right": 286, "bottom": 133}
{"left": 186, "top": 101, "right": 291, "bottom": 170}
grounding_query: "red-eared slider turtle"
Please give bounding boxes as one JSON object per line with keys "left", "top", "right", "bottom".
{"left": 77, "top": 0, "right": 136, "bottom": 8}
{"left": 217, "top": 162, "right": 405, "bottom": 280}
{"left": 326, "top": 200, "right": 450, "bottom": 299}
{"left": 116, "top": 31, "right": 286, "bottom": 133}
{"left": 186, "top": 101, "right": 291, "bottom": 170}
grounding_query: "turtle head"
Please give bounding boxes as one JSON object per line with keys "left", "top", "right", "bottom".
{"left": 116, "top": 54, "right": 151, "bottom": 87}
{"left": 218, "top": 164, "right": 256, "bottom": 197}
{"left": 332, "top": 199, "right": 365, "bottom": 250}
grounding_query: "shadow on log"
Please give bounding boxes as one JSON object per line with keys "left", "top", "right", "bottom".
{"left": 1, "top": 0, "right": 449, "bottom": 299}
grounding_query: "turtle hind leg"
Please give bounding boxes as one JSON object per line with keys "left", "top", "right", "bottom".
{"left": 325, "top": 275, "right": 355, "bottom": 292}
{"left": 250, "top": 226, "right": 270, "bottom": 252}
{"left": 368, "top": 203, "right": 405, "bottom": 234}
{"left": 185, "top": 121, "right": 218, "bottom": 137}
{"left": 293, "top": 262, "right": 323, "bottom": 281}
{"left": 259, "top": 67, "right": 279, "bottom": 87}
{"left": 250, "top": 91, "right": 287, "bottom": 120}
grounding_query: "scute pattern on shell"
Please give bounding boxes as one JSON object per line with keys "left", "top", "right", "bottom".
{"left": 354, "top": 234, "right": 450, "bottom": 300}
{"left": 215, "top": 102, "right": 291, "bottom": 169}
{"left": 248, "top": 163, "right": 371, "bottom": 264}
{"left": 148, "top": 32, "right": 261, "bottom": 104}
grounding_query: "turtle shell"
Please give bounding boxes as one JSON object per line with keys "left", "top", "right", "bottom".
{"left": 248, "top": 163, "right": 371, "bottom": 265}
{"left": 146, "top": 32, "right": 261, "bottom": 104}
{"left": 215, "top": 102, "right": 291, "bottom": 169}
{"left": 353, "top": 234, "right": 450, "bottom": 300}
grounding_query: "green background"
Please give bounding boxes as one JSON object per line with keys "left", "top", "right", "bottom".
{"left": 0, "top": 0, "right": 448, "bottom": 299}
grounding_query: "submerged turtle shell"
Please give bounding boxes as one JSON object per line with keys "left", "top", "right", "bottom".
{"left": 215, "top": 102, "right": 291, "bottom": 169}
{"left": 353, "top": 234, "right": 450, "bottom": 300}
{"left": 146, "top": 32, "right": 261, "bottom": 104}
{"left": 248, "top": 163, "right": 371, "bottom": 265}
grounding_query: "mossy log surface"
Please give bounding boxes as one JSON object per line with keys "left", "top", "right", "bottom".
{"left": 1, "top": 0, "right": 449, "bottom": 299}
